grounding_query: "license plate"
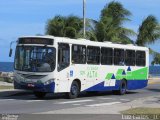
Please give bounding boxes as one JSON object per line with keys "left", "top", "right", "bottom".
{"left": 27, "top": 83, "right": 35, "bottom": 87}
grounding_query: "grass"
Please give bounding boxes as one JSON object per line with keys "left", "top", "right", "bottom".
{"left": 122, "top": 107, "right": 160, "bottom": 114}
{"left": 0, "top": 85, "right": 14, "bottom": 90}
{"left": 121, "top": 107, "right": 160, "bottom": 120}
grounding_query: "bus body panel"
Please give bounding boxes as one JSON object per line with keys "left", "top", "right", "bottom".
{"left": 13, "top": 36, "right": 149, "bottom": 94}
{"left": 56, "top": 65, "right": 148, "bottom": 92}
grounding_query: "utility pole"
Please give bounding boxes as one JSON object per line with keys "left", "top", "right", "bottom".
{"left": 83, "top": 0, "right": 86, "bottom": 38}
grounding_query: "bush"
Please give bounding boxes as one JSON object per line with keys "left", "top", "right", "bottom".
{"left": 0, "top": 77, "right": 13, "bottom": 83}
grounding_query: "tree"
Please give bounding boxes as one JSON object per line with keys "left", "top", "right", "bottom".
{"left": 136, "top": 15, "right": 160, "bottom": 46}
{"left": 46, "top": 15, "right": 98, "bottom": 41}
{"left": 136, "top": 15, "right": 160, "bottom": 65}
{"left": 46, "top": 15, "right": 83, "bottom": 38}
{"left": 96, "top": 1, "right": 136, "bottom": 43}
{"left": 151, "top": 53, "right": 160, "bottom": 65}
{"left": 46, "top": 15, "right": 66, "bottom": 37}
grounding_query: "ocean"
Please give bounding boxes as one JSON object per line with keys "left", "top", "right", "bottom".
{"left": 0, "top": 62, "right": 14, "bottom": 72}
{"left": 0, "top": 62, "right": 160, "bottom": 76}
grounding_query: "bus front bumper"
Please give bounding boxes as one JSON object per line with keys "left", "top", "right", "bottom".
{"left": 14, "top": 80, "right": 55, "bottom": 93}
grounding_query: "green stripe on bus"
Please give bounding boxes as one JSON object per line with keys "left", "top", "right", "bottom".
{"left": 105, "top": 73, "right": 113, "bottom": 80}
{"left": 105, "top": 67, "right": 148, "bottom": 80}
{"left": 132, "top": 67, "right": 148, "bottom": 80}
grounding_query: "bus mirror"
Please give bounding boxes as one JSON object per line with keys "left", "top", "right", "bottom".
{"left": 9, "top": 40, "right": 17, "bottom": 57}
{"left": 9, "top": 48, "right": 13, "bottom": 57}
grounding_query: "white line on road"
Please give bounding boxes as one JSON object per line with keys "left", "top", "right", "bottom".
{"left": 0, "top": 99, "right": 15, "bottom": 101}
{"left": 73, "top": 104, "right": 81, "bottom": 106}
{"left": 57, "top": 99, "right": 94, "bottom": 104}
{"left": 98, "top": 97, "right": 114, "bottom": 100}
{"left": 26, "top": 100, "right": 45, "bottom": 102}
{"left": 120, "top": 99, "right": 130, "bottom": 101}
{"left": 85, "top": 102, "right": 121, "bottom": 107}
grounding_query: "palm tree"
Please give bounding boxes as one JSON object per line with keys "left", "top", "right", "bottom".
{"left": 136, "top": 15, "right": 160, "bottom": 65}
{"left": 96, "top": 1, "right": 136, "bottom": 43}
{"left": 136, "top": 15, "right": 160, "bottom": 46}
{"left": 151, "top": 53, "right": 160, "bottom": 65}
{"left": 46, "top": 15, "right": 83, "bottom": 38}
{"left": 46, "top": 15, "right": 66, "bottom": 37}
{"left": 46, "top": 15, "right": 98, "bottom": 41}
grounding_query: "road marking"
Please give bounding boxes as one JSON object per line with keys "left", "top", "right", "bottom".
{"left": 57, "top": 99, "right": 94, "bottom": 104}
{"left": 98, "top": 97, "right": 114, "bottom": 100}
{"left": 0, "top": 99, "right": 15, "bottom": 101}
{"left": 73, "top": 104, "right": 81, "bottom": 106}
{"left": 86, "top": 102, "right": 121, "bottom": 107}
{"left": 120, "top": 99, "right": 130, "bottom": 101}
{"left": 26, "top": 100, "right": 45, "bottom": 102}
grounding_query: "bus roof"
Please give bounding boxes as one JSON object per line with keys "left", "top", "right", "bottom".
{"left": 19, "top": 35, "right": 149, "bottom": 51}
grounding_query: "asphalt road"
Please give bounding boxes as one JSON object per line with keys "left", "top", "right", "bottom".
{"left": 0, "top": 84, "right": 160, "bottom": 120}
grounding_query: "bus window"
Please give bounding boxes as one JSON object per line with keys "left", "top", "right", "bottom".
{"left": 58, "top": 43, "right": 70, "bottom": 71}
{"left": 87, "top": 46, "right": 100, "bottom": 64}
{"left": 125, "top": 50, "right": 135, "bottom": 66}
{"left": 114, "top": 49, "right": 125, "bottom": 66}
{"left": 14, "top": 46, "right": 56, "bottom": 72}
{"left": 136, "top": 51, "right": 146, "bottom": 66}
{"left": 101, "top": 47, "right": 113, "bottom": 65}
{"left": 72, "top": 45, "right": 86, "bottom": 64}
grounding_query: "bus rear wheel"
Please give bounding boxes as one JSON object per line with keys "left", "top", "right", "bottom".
{"left": 34, "top": 92, "right": 46, "bottom": 99}
{"left": 113, "top": 80, "right": 127, "bottom": 95}
{"left": 67, "top": 81, "right": 80, "bottom": 99}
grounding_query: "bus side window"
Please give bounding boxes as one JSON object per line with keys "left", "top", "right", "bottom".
{"left": 87, "top": 46, "right": 100, "bottom": 64}
{"left": 125, "top": 50, "right": 135, "bottom": 66}
{"left": 58, "top": 43, "right": 70, "bottom": 71}
{"left": 72, "top": 45, "right": 86, "bottom": 64}
{"left": 101, "top": 47, "right": 113, "bottom": 65}
{"left": 136, "top": 51, "right": 146, "bottom": 66}
{"left": 114, "top": 49, "right": 125, "bottom": 66}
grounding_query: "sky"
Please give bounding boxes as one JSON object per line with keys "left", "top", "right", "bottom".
{"left": 0, "top": 0, "right": 160, "bottom": 63}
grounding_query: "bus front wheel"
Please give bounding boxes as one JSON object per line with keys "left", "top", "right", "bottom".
{"left": 67, "top": 81, "right": 80, "bottom": 99}
{"left": 34, "top": 92, "right": 46, "bottom": 99}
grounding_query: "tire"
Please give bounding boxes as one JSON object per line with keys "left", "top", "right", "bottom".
{"left": 67, "top": 81, "right": 80, "bottom": 99}
{"left": 113, "top": 80, "right": 127, "bottom": 95}
{"left": 34, "top": 92, "right": 46, "bottom": 99}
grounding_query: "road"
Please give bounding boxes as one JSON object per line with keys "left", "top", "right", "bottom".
{"left": 0, "top": 84, "right": 160, "bottom": 120}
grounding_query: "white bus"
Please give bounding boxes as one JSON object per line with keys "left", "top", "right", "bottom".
{"left": 11, "top": 36, "right": 149, "bottom": 99}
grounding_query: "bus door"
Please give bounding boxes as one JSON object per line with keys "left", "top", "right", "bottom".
{"left": 57, "top": 43, "right": 70, "bottom": 92}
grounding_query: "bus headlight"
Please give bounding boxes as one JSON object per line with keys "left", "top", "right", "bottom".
{"left": 44, "top": 79, "right": 54, "bottom": 85}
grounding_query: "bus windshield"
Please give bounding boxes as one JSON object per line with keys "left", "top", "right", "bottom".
{"left": 15, "top": 46, "right": 56, "bottom": 72}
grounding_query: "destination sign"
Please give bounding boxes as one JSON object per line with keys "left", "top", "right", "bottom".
{"left": 18, "top": 38, "right": 54, "bottom": 45}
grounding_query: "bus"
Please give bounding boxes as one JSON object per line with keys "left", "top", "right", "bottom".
{"left": 11, "top": 35, "right": 149, "bottom": 99}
